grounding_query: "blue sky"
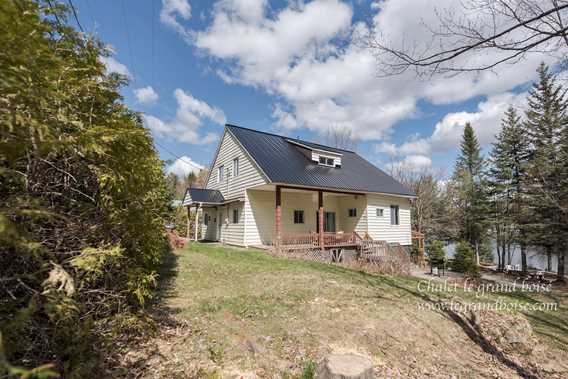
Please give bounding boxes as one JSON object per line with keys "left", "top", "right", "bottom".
{"left": 72, "top": 0, "right": 557, "bottom": 178}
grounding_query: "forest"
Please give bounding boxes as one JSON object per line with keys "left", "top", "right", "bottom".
{"left": 401, "top": 63, "right": 568, "bottom": 281}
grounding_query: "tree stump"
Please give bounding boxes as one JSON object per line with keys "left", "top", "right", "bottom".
{"left": 317, "top": 353, "right": 374, "bottom": 379}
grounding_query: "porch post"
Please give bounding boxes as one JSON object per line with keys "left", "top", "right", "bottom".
{"left": 275, "top": 185, "right": 282, "bottom": 249}
{"left": 186, "top": 206, "right": 191, "bottom": 239}
{"left": 194, "top": 204, "right": 200, "bottom": 242}
{"left": 318, "top": 190, "right": 324, "bottom": 250}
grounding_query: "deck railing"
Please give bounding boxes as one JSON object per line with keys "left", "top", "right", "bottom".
{"left": 279, "top": 231, "right": 361, "bottom": 249}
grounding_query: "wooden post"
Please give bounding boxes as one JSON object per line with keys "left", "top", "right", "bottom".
{"left": 194, "top": 204, "right": 199, "bottom": 241}
{"left": 318, "top": 190, "right": 324, "bottom": 250}
{"left": 275, "top": 186, "right": 282, "bottom": 249}
{"left": 186, "top": 206, "right": 191, "bottom": 239}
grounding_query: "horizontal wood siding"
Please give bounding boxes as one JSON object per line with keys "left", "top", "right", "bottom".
{"left": 206, "top": 131, "right": 267, "bottom": 200}
{"left": 366, "top": 194, "right": 412, "bottom": 245}
{"left": 217, "top": 202, "right": 245, "bottom": 246}
{"left": 337, "top": 195, "right": 367, "bottom": 235}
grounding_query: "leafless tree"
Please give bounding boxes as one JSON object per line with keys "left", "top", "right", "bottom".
{"left": 367, "top": 0, "right": 568, "bottom": 76}
{"left": 325, "top": 125, "right": 358, "bottom": 151}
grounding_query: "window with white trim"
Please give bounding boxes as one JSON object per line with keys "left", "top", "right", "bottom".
{"left": 233, "top": 157, "right": 239, "bottom": 177}
{"left": 232, "top": 208, "right": 239, "bottom": 223}
{"left": 218, "top": 165, "right": 225, "bottom": 183}
{"left": 293, "top": 210, "right": 304, "bottom": 224}
{"left": 348, "top": 208, "right": 357, "bottom": 217}
{"left": 390, "top": 205, "right": 399, "bottom": 225}
{"left": 376, "top": 208, "right": 384, "bottom": 217}
{"left": 318, "top": 156, "right": 335, "bottom": 166}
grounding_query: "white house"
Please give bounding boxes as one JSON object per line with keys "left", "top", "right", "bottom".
{"left": 182, "top": 124, "right": 415, "bottom": 249}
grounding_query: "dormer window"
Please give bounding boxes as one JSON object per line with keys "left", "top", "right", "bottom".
{"left": 318, "top": 156, "right": 335, "bottom": 167}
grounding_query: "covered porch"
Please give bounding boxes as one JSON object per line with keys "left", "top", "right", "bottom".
{"left": 250, "top": 184, "right": 368, "bottom": 251}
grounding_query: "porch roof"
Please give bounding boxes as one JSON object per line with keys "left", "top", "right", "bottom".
{"left": 227, "top": 124, "right": 415, "bottom": 197}
{"left": 182, "top": 188, "right": 225, "bottom": 206}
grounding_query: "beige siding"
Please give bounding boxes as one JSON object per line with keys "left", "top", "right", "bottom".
{"left": 202, "top": 207, "right": 217, "bottom": 241}
{"left": 337, "top": 195, "right": 367, "bottom": 235}
{"left": 245, "top": 190, "right": 369, "bottom": 245}
{"left": 211, "top": 202, "right": 245, "bottom": 246}
{"left": 206, "top": 131, "right": 267, "bottom": 200}
{"left": 366, "top": 194, "right": 412, "bottom": 245}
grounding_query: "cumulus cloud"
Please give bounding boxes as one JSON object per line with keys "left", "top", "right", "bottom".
{"left": 100, "top": 56, "right": 131, "bottom": 77}
{"left": 134, "top": 86, "right": 159, "bottom": 104}
{"left": 144, "top": 89, "right": 226, "bottom": 145}
{"left": 160, "top": 0, "right": 192, "bottom": 37}
{"left": 378, "top": 91, "right": 528, "bottom": 166}
{"left": 189, "top": 0, "right": 562, "bottom": 140}
{"left": 166, "top": 155, "right": 204, "bottom": 178}
{"left": 388, "top": 154, "right": 433, "bottom": 173}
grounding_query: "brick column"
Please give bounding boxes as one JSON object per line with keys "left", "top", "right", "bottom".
{"left": 318, "top": 190, "right": 324, "bottom": 250}
{"left": 275, "top": 186, "right": 282, "bottom": 249}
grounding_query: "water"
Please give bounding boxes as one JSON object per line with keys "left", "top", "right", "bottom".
{"left": 443, "top": 241, "right": 565, "bottom": 272}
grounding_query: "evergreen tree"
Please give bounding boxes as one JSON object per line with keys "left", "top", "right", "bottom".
{"left": 451, "top": 123, "right": 489, "bottom": 265}
{"left": 524, "top": 63, "right": 568, "bottom": 281}
{"left": 488, "top": 107, "right": 530, "bottom": 272}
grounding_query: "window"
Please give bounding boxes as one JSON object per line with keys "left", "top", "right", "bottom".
{"left": 294, "top": 210, "right": 304, "bottom": 224}
{"left": 390, "top": 205, "right": 399, "bottom": 225}
{"left": 232, "top": 208, "right": 239, "bottom": 223}
{"left": 376, "top": 208, "right": 384, "bottom": 217}
{"left": 218, "top": 165, "right": 225, "bottom": 183}
{"left": 318, "top": 156, "right": 335, "bottom": 166}
{"left": 204, "top": 214, "right": 209, "bottom": 226}
{"left": 348, "top": 208, "right": 357, "bottom": 217}
{"left": 233, "top": 157, "right": 239, "bottom": 177}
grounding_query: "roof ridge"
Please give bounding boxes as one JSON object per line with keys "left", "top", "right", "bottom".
{"left": 225, "top": 123, "right": 355, "bottom": 153}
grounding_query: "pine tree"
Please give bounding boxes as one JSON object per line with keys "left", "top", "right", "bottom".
{"left": 488, "top": 107, "right": 530, "bottom": 272}
{"left": 524, "top": 63, "right": 568, "bottom": 281}
{"left": 452, "top": 123, "right": 489, "bottom": 265}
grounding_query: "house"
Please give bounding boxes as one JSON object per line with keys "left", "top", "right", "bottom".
{"left": 182, "top": 124, "right": 415, "bottom": 250}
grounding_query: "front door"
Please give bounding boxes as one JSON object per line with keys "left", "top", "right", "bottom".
{"left": 217, "top": 209, "right": 223, "bottom": 241}
{"left": 316, "top": 211, "right": 337, "bottom": 232}
{"left": 324, "top": 212, "right": 336, "bottom": 232}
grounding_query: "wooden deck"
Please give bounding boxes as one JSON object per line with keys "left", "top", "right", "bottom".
{"left": 278, "top": 231, "right": 362, "bottom": 250}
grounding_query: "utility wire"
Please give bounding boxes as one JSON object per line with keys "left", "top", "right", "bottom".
{"left": 120, "top": 0, "right": 137, "bottom": 80}
{"left": 67, "top": 0, "right": 84, "bottom": 32}
{"left": 154, "top": 140, "right": 199, "bottom": 167}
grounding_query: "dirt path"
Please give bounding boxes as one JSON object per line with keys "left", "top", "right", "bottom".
{"left": 111, "top": 244, "right": 568, "bottom": 378}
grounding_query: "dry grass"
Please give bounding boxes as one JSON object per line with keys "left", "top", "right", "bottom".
{"left": 114, "top": 243, "right": 568, "bottom": 378}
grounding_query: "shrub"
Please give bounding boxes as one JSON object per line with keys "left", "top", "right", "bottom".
{"left": 427, "top": 240, "right": 446, "bottom": 265}
{"left": 452, "top": 242, "right": 480, "bottom": 276}
{"left": 0, "top": 1, "right": 170, "bottom": 375}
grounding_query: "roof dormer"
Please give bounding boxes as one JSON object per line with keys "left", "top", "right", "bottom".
{"left": 285, "top": 139, "right": 342, "bottom": 168}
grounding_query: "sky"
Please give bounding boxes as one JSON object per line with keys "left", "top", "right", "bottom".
{"left": 72, "top": 0, "right": 565, "bottom": 179}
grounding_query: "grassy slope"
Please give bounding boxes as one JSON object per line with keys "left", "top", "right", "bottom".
{"left": 147, "top": 243, "right": 567, "bottom": 378}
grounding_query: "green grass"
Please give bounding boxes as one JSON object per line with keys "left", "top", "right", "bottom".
{"left": 151, "top": 242, "right": 568, "bottom": 378}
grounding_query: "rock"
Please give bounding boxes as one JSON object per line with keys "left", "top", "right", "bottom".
{"left": 317, "top": 353, "right": 374, "bottom": 379}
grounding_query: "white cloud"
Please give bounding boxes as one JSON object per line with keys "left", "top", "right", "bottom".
{"left": 160, "top": 0, "right": 192, "bottom": 37}
{"left": 100, "top": 56, "right": 131, "bottom": 77}
{"left": 389, "top": 154, "right": 433, "bottom": 173}
{"left": 144, "top": 89, "right": 226, "bottom": 144}
{"left": 189, "top": 0, "right": 563, "bottom": 141}
{"left": 134, "top": 86, "right": 159, "bottom": 104}
{"left": 166, "top": 156, "right": 204, "bottom": 178}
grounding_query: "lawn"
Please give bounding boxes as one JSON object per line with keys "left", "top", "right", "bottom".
{"left": 118, "top": 243, "right": 568, "bottom": 378}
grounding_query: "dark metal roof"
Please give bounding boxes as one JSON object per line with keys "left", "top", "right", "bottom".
{"left": 227, "top": 124, "right": 415, "bottom": 197}
{"left": 185, "top": 188, "right": 225, "bottom": 204}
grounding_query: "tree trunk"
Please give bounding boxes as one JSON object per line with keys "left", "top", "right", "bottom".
{"left": 546, "top": 246, "right": 552, "bottom": 272}
{"left": 475, "top": 241, "right": 480, "bottom": 266}
{"left": 558, "top": 248, "right": 565, "bottom": 282}
{"left": 496, "top": 240, "right": 502, "bottom": 271}
{"left": 520, "top": 241, "right": 527, "bottom": 274}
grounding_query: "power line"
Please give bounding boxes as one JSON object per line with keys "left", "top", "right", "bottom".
{"left": 120, "top": 0, "right": 137, "bottom": 80}
{"left": 153, "top": 140, "right": 199, "bottom": 167}
{"left": 67, "top": 0, "right": 84, "bottom": 32}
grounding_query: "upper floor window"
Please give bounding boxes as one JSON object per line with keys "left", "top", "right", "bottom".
{"left": 390, "top": 205, "right": 399, "bottom": 225}
{"left": 218, "top": 165, "right": 225, "bottom": 183}
{"left": 348, "top": 208, "right": 357, "bottom": 217}
{"left": 293, "top": 210, "right": 304, "bottom": 224}
{"left": 233, "top": 157, "right": 240, "bottom": 177}
{"left": 318, "top": 156, "right": 335, "bottom": 166}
